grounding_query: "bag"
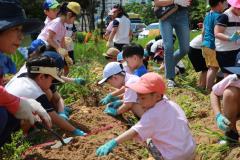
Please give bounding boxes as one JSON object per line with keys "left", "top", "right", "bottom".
{"left": 154, "top": 4, "right": 178, "bottom": 20}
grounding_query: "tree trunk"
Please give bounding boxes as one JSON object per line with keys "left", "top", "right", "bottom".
{"left": 100, "top": 0, "right": 105, "bottom": 37}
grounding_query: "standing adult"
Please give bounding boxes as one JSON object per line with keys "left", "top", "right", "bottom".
{"left": 154, "top": 0, "right": 191, "bottom": 88}
{"left": 106, "top": 4, "right": 131, "bottom": 51}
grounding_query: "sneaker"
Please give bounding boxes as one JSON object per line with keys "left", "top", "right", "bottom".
{"left": 167, "top": 79, "right": 176, "bottom": 88}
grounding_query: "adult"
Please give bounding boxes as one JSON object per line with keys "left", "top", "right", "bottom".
{"left": 154, "top": 0, "right": 191, "bottom": 88}
{"left": 106, "top": 4, "right": 131, "bottom": 51}
{"left": 0, "top": 1, "right": 51, "bottom": 147}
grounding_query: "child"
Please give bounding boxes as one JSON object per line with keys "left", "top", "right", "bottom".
{"left": 96, "top": 72, "right": 196, "bottom": 159}
{"left": 188, "top": 34, "right": 208, "bottom": 89}
{"left": 98, "top": 62, "right": 145, "bottom": 118}
{"left": 5, "top": 55, "right": 86, "bottom": 136}
{"left": 202, "top": 0, "right": 225, "bottom": 92}
{"left": 122, "top": 43, "right": 148, "bottom": 77}
{"left": 211, "top": 52, "right": 240, "bottom": 143}
{"left": 0, "top": 1, "right": 51, "bottom": 147}
{"left": 214, "top": 0, "right": 240, "bottom": 77}
{"left": 0, "top": 54, "right": 17, "bottom": 85}
{"left": 102, "top": 47, "right": 120, "bottom": 62}
{"left": 28, "top": 0, "right": 60, "bottom": 54}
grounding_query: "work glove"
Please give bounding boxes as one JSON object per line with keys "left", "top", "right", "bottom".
{"left": 174, "top": 0, "right": 190, "bottom": 7}
{"left": 229, "top": 32, "right": 240, "bottom": 42}
{"left": 106, "top": 41, "right": 114, "bottom": 48}
{"left": 64, "top": 56, "right": 73, "bottom": 66}
{"left": 104, "top": 106, "right": 118, "bottom": 116}
{"left": 100, "top": 94, "right": 119, "bottom": 105}
{"left": 72, "top": 128, "right": 87, "bottom": 136}
{"left": 17, "top": 98, "right": 52, "bottom": 128}
{"left": 74, "top": 77, "right": 86, "bottom": 85}
{"left": 96, "top": 139, "right": 118, "bottom": 156}
{"left": 65, "top": 37, "right": 73, "bottom": 49}
{"left": 107, "top": 100, "right": 123, "bottom": 109}
{"left": 57, "top": 47, "right": 69, "bottom": 57}
{"left": 64, "top": 106, "right": 72, "bottom": 116}
{"left": 58, "top": 112, "right": 69, "bottom": 120}
{"left": 215, "top": 113, "right": 231, "bottom": 132}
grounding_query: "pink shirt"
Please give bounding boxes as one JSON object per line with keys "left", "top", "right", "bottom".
{"left": 38, "top": 17, "right": 66, "bottom": 47}
{"left": 124, "top": 73, "right": 140, "bottom": 103}
{"left": 0, "top": 86, "right": 20, "bottom": 114}
{"left": 131, "top": 98, "right": 196, "bottom": 160}
{"left": 106, "top": 21, "right": 113, "bottom": 33}
{"left": 212, "top": 74, "right": 240, "bottom": 96}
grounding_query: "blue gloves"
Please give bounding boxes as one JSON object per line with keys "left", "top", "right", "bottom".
{"left": 64, "top": 106, "right": 72, "bottom": 116}
{"left": 96, "top": 139, "right": 118, "bottom": 156}
{"left": 229, "top": 32, "right": 240, "bottom": 42}
{"left": 74, "top": 78, "right": 86, "bottom": 85}
{"left": 100, "top": 94, "right": 119, "bottom": 105}
{"left": 107, "top": 100, "right": 123, "bottom": 109}
{"left": 104, "top": 106, "right": 118, "bottom": 116}
{"left": 72, "top": 129, "right": 87, "bottom": 136}
{"left": 215, "top": 113, "right": 231, "bottom": 132}
{"left": 58, "top": 112, "right": 69, "bottom": 120}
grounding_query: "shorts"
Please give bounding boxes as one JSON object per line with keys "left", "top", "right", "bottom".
{"left": 114, "top": 43, "right": 128, "bottom": 51}
{"left": 188, "top": 47, "right": 208, "bottom": 72}
{"left": 202, "top": 47, "right": 219, "bottom": 67}
{"left": 28, "top": 39, "right": 46, "bottom": 55}
{"left": 216, "top": 49, "right": 239, "bottom": 73}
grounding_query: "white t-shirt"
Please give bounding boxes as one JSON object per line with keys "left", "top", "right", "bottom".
{"left": 38, "top": 17, "right": 66, "bottom": 47}
{"left": 124, "top": 73, "right": 140, "bottom": 103}
{"left": 215, "top": 9, "right": 240, "bottom": 51}
{"left": 131, "top": 98, "right": 196, "bottom": 160}
{"left": 190, "top": 34, "right": 202, "bottom": 49}
{"left": 113, "top": 15, "right": 131, "bottom": 44}
{"left": 5, "top": 74, "right": 54, "bottom": 112}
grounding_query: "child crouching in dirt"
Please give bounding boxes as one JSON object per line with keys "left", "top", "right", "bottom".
{"left": 96, "top": 72, "right": 196, "bottom": 159}
{"left": 211, "top": 53, "right": 240, "bottom": 143}
{"left": 98, "top": 62, "right": 145, "bottom": 118}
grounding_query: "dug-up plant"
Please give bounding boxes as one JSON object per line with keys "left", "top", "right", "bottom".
{"left": 0, "top": 130, "right": 30, "bottom": 160}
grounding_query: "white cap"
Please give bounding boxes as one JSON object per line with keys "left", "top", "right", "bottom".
{"left": 98, "top": 62, "right": 124, "bottom": 84}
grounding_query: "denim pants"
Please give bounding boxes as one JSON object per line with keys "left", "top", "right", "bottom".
{"left": 0, "top": 107, "right": 20, "bottom": 147}
{"left": 159, "top": 8, "right": 190, "bottom": 79}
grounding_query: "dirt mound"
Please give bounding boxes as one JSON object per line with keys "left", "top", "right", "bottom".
{"left": 23, "top": 103, "right": 150, "bottom": 160}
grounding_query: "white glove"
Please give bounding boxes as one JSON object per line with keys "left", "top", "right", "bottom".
{"left": 16, "top": 98, "right": 52, "bottom": 128}
{"left": 174, "top": 0, "right": 190, "bottom": 7}
{"left": 65, "top": 37, "right": 73, "bottom": 50}
{"left": 57, "top": 47, "right": 69, "bottom": 57}
{"left": 65, "top": 56, "right": 73, "bottom": 66}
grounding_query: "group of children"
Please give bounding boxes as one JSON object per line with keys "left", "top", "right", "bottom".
{"left": 1, "top": 0, "right": 240, "bottom": 159}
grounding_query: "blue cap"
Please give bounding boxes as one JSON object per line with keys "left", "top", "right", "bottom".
{"left": 117, "top": 52, "right": 123, "bottom": 62}
{"left": 42, "top": 51, "right": 64, "bottom": 69}
{"left": 43, "top": 0, "right": 59, "bottom": 10}
{"left": 225, "top": 52, "right": 240, "bottom": 75}
{"left": 144, "top": 49, "right": 149, "bottom": 57}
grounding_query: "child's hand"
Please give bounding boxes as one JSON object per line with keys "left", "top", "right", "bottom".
{"left": 72, "top": 128, "right": 86, "bottom": 136}
{"left": 96, "top": 139, "right": 118, "bottom": 156}
{"left": 74, "top": 77, "right": 86, "bottom": 85}
{"left": 107, "top": 100, "right": 123, "bottom": 109}
{"left": 229, "top": 32, "right": 240, "bottom": 42}
{"left": 100, "top": 94, "right": 119, "bottom": 105}
{"left": 104, "top": 106, "right": 118, "bottom": 116}
{"left": 215, "top": 113, "right": 230, "bottom": 131}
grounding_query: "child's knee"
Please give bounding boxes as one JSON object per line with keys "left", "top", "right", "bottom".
{"left": 223, "top": 87, "right": 239, "bottom": 100}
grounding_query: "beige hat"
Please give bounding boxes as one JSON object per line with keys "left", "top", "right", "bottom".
{"left": 67, "top": 2, "right": 81, "bottom": 15}
{"left": 29, "top": 66, "right": 64, "bottom": 83}
{"left": 102, "top": 48, "right": 120, "bottom": 59}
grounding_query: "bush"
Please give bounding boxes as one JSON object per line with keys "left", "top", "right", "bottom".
{"left": 76, "top": 32, "right": 86, "bottom": 43}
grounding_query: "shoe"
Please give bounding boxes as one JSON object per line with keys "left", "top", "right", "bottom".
{"left": 167, "top": 79, "right": 176, "bottom": 88}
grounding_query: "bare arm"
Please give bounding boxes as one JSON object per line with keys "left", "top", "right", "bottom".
{"left": 115, "top": 128, "right": 138, "bottom": 144}
{"left": 210, "top": 91, "right": 221, "bottom": 116}
{"left": 51, "top": 91, "right": 65, "bottom": 113}
{"left": 47, "top": 30, "right": 61, "bottom": 50}
{"left": 117, "top": 102, "right": 133, "bottom": 115}
{"left": 111, "top": 86, "right": 125, "bottom": 97}
{"left": 154, "top": 0, "right": 174, "bottom": 7}
{"left": 214, "top": 25, "right": 229, "bottom": 41}
{"left": 108, "top": 27, "right": 118, "bottom": 42}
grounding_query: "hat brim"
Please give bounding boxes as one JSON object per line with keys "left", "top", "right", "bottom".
{"left": 0, "top": 18, "right": 43, "bottom": 35}
{"left": 98, "top": 78, "right": 108, "bottom": 85}
{"left": 225, "top": 66, "right": 240, "bottom": 75}
{"left": 49, "top": 3, "right": 60, "bottom": 9}
{"left": 126, "top": 82, "right": 152, "bottom": 94}
{"left": 227, "top": 0, "right": 240, "bottom": 8}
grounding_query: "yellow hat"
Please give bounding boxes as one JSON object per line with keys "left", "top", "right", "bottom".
{"left": 67, "top": 2, "right": 81, "bottom": 15}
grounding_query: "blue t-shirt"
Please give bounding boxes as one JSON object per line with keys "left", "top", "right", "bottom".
{"left": 0, "top": 53, "right": 16, "bottom": 75}
{"left": 134, "top": 64, "right": 148, "bottom": 77}
{"left": 202, "top": 11, "right": 221, "bottom": 49}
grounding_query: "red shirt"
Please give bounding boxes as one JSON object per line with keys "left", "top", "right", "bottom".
{"left": 0, "top": 86, "right": 20, "bottom": 114}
